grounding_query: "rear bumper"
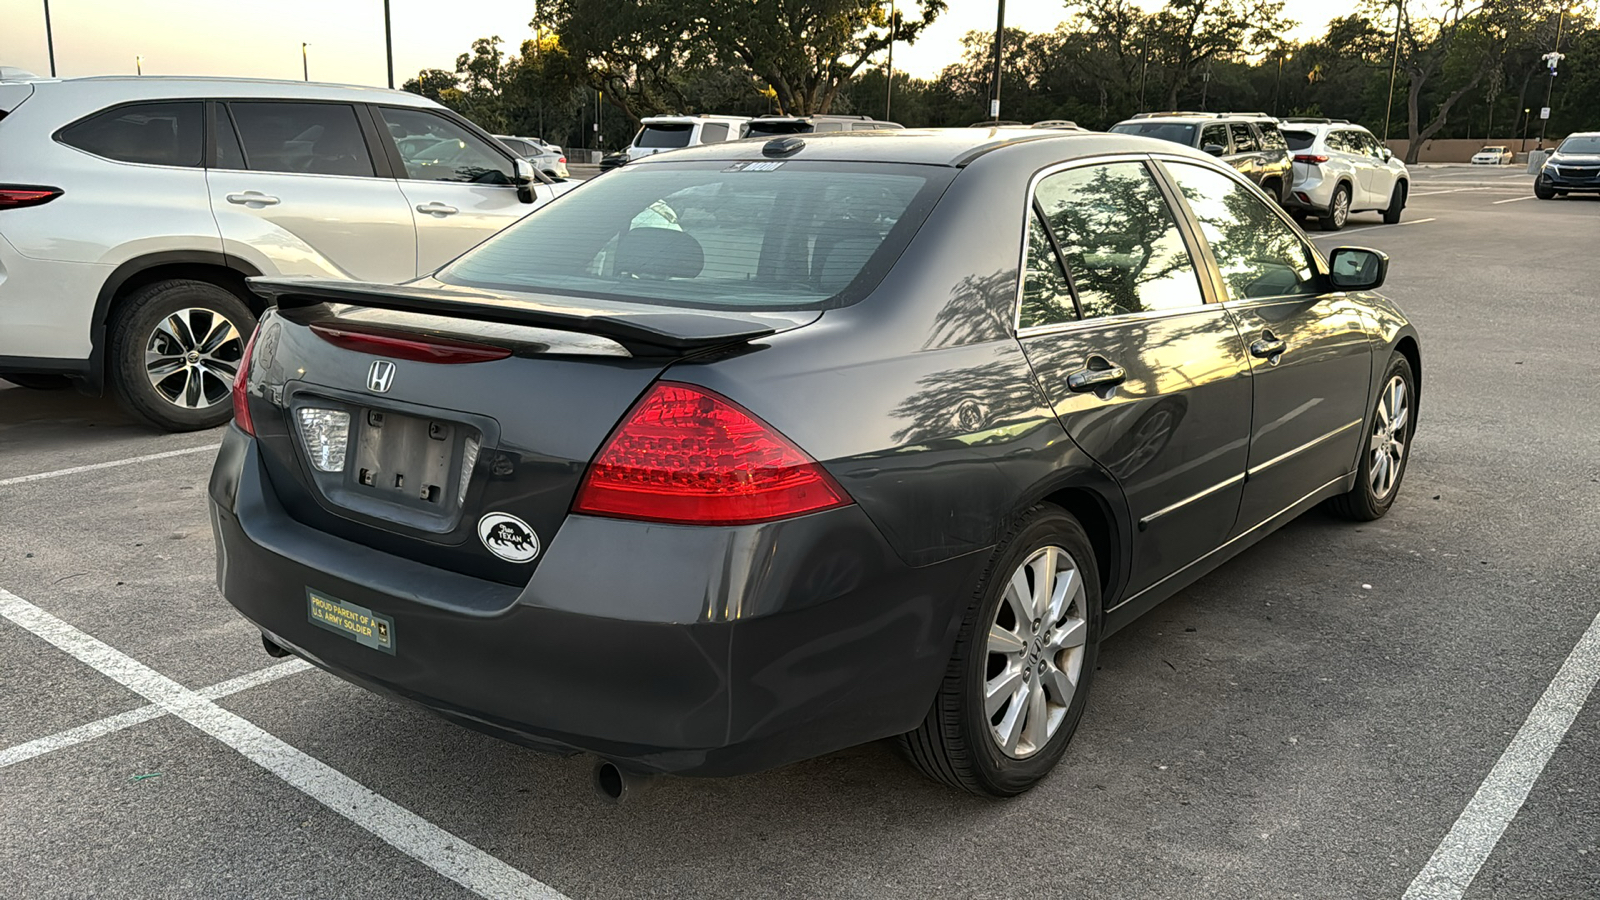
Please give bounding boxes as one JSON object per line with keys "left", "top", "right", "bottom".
{"left": 209, "top": 426, "right": 982, "bottom": 776}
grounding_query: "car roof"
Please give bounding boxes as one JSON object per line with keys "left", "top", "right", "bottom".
{"left": 626, "top": 127, "right": 1207, "bottom": 168}
{"left": 17, "top": 74, "right": 436, "bottom": 106}
{"left": 1118, "top": 112, "right": 1273, "bottom": 124}
{"left": 640, "top": 115, "right": 750, "bottom": 125}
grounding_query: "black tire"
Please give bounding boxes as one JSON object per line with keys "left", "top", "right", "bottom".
{"left": 1261, "top": 177, "right": 1285, "bottom": 206}
{"left": 0, "top": 373, "right": 72, "bottom": 390}
{"left": 898, "top": 505, "right": 1102, "bottom": 797}
{"left": 1326, "top": 352, "right": 1415, "bottom": 521}
{"left": 1382, "top": 182, "right": 1406, "bottom": 224}
{"left": 108, "top": 279, "right": 256, "bottom": 432}
{"left": 1319, "top": 183, "right": 1352, "bottom": 231}
{"left": 1534, "top": 179, "right": 1557, "bottom": 200}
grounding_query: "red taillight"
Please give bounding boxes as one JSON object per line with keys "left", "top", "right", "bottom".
{"left": 309, "top": 324, "right": 512, "bottom": 364}
{"left": 573, "top": 382, "right": 851, "bottom": 526}
{"left": 232, "top": 327, "right": 260, "bottom": 435}
{"left": 558, "top": 156, "right": 567, "bottom": 164}
{"left": 0, "top": 185, "right": 63, "bottom": 209}
{"left": 1293, "top": 154, "right": 1329, "bottom": 164}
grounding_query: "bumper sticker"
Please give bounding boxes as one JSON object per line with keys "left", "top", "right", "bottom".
{"left": 307, "top": 589, "right": 395, "bottom": 655}
{"left": 478, "top": 512, "right": 540, "bottom": 563}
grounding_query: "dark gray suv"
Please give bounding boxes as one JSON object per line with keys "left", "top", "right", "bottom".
{"left": 1110, "top": 112, "right": 1294, "bottom": 204}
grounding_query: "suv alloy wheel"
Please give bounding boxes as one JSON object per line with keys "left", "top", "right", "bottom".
{"left": 108, "top": 279, "right": 257, "bottom": 431}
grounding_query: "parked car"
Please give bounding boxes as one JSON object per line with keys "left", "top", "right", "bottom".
{"left": 493, "top": 134, "right": 569, "bottom": 178}
{"left": 1108, "top": 112, "right": 1293, "bottom": 203}
{"left": 0, "top": 72, "right": 573, "bottom": 429}
{"left": 212, "top": 128, "right": 1420, "bottom": 798}
{"left": 742, "top": 114, "right": 903, "bottom": 137}
{"left": 1277, "top": 118, "right": 1409, "bottom": 230}
{"left": 614, "top": 114, "right": 748, "bottom": 167}
{"left": 1471, "top": 145, "right": 1513, "bottom": 165}
{"left": 1534, "top": 132, "right": 1600, "bottom": 199}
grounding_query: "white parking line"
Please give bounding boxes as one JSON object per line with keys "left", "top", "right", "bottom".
{"left": 0, "top": 659, "right": 312, "bottom": 769}
{"left": 1491, "top": 195, "right": 1536, "bottom": 204}
{"left": 0, "top": 588, "right": 568, "bottom": 900}
{"left": 1310, "top": 217, "right": 1437, "bottom": 239}
{"left": 1403, "top": 608, "right": 1600, "bottom": 900}
{"left": 0, "top": 444, "right": 220, "bottom": 487}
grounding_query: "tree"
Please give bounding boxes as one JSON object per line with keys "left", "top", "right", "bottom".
{"left": 1147, "top": 0, "right": 1293, "bottom": 108}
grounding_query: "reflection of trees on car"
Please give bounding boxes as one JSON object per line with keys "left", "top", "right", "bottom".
{"left": 1169, "top": 165, "right": 1317, "bottom": 301}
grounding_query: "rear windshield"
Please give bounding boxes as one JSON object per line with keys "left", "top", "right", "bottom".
{"left": 438, "top": 161, "right": 950, "bottom": 310}
{"left": 745, "top": 121, "right": 810, "bottom": 137}
{"left": 1283, "top": 130, "right": 1315, "bottom": 151}
{"left": 1109, "top": 122, "right": 1198, "bottom": 146}
{"left": 636, "top": 124, "right": 694, "bottom": 148}
{"left": 1557, "top": 136, "right": 1600, "bottom": 154}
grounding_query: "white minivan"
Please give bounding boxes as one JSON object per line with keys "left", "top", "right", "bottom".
{"left": 0, "top": 72, "right": 571, "bottom": 430}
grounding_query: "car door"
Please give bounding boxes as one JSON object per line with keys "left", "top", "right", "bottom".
{"left": 1326, "top": 129, "right": 1373, "bottom": 206}
{"left": 1353, "top": 132, "right": 1395, "bottom": 205}
{"left": 1161, "top": 161, "right": 1372, "bottom": 534}
{"left": 371, "top": 105, "right": 545, "bottom": 274}
{"left": 207, "top": 100, "right": 416, "bottom": 282}
{"left": 1015, "top": 159, "right": 1254, "bottom": 594}
{"left": 1226, "top": 122, "right": 1261, "bottom": 185}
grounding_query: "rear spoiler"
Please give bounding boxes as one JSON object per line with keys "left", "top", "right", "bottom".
{"left": 249, "top": 278, "right": 797, "bottom": 357}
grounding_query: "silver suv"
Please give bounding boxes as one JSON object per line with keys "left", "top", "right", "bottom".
{"left": 1278, "top": 119, "right": 1409, "bottom": 230}
{"left": 0, "top": 72, "right": 568, "bottom": 430}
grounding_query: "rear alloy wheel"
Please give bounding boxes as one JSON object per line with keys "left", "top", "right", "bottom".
{"left": 109, "top": 279, "right": 256, "bottom": 432}
{"left": 1321, "top": 184, "right": 1351, "bottom": 231}
{"left": 899, "top": 505, "right": 1101, "bottom": 796}
{"left": 1326, "top": 352, "right": 1415, "bottom": 521}
{"left": 1382, "top": 182, "right": 1406, "bottom": 224}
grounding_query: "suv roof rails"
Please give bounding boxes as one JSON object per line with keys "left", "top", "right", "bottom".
{"left": 1280, "top": 117, "right": 1350, "bottom": 124}
{"left": 1130, "top": 111, "right": 1272, "bottom": 119}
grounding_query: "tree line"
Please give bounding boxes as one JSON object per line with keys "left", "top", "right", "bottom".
{"left": 404, "top": 0, "right": 1599, "bottom": 163}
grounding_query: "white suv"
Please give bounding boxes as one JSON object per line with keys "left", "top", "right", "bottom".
{"left": 0, "top": 73, "right": 570, "bottom": 430}
{"left": 1278, "top": 119, "right": 1409, "bottom": 230}
{"left": 624, "top": 115, "right": 748, "bottom": 162}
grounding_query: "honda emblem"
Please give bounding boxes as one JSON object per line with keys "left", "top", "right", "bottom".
{"left": 366, "top": 360, "right": 396, "bottom": 393}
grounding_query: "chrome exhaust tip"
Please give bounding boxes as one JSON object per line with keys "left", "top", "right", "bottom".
{"left": 592, "top": 759, "right": 650, "bottom": 803}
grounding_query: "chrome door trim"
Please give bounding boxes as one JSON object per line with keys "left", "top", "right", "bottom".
{"left": 1138, "top": 472, "right": 1246, "bottom": 530}
{"left": 1246, "top": 419, "right": 1361, "bottom": 477}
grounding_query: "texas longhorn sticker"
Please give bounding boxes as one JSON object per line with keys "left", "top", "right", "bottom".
{"left": 477, "top": 512, "right": 540, "bottom": 563}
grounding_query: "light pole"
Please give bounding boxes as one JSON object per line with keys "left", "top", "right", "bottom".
{"left": 42, "top": 0, "right": 57, "bottom": 77}
{"left": 989, "top": 0, "right": 1006, "bottom": 123}
{"left": 1273, "top": 51, "right": 1293, "bottom": 116}
{"left": 135, "top": 55, "right": 142, "bottom": 76}
{"left": 1539, "top": 7, "right": 1568, "bottom": 148}
{"left": 885, "top": 0, "right": 896, "bottom": 121}
{"left": 302, "top": 43, "right": 310, "bottom": 81}
{"left": 383, "top": 0, "right": 395, "bottom": 89}
{"left": 1383, "top": 0, "right": 1401, "bottom": 142}
{"left": 1522, "top": 107, "right": 1531, "bottom": 152}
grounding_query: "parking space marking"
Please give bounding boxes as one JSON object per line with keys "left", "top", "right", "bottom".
{"left": 1403, "top": 608, "right": 1600, "bottom": 900}
{"left": 0, "top": 659, "right": 312, "bottom": 770}
{"left": 0, "top": 444, "right": 221, "bottom": 487}
{"left": 1491, "top": 196, "right": 1536, "bottom": 205}
{"left": 1310, "top": 217, "right": 1436, "bottom": 239}
{"left": 0, "top": 588, "right": 568, "bottom": 900}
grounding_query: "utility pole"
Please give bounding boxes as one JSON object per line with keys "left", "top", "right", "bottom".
{"left": 1200, "top": 66, "right": 1210, "bottom": 112}
{"left": 1383, "top": 0, "right": 1402, "bottom": 141}
{"left": 42, "top": 0, "right": 57, "bottom": 77}
{"left": 383, "top": 0, "right": 395, "bottom": 89}
{"left": 885, "top": 0, "right": 896, "bottom": 121}
{"left": 1273, "top": 51, "right": 1293, "bottom": 116}
{"left": 989, "top": 0, "right": 1005, "bottom": 123}
{"left": 135, "top": 55, "right": 142, "bottom": 75}
{"left": 1539, "top": 7, "right": 1567, "bottom": 147}
{"left": 1138, "top": 30, "right": 1150, "bottom": 108}
{"left": 302, "top": 43, "right": 309, "bottom": 82}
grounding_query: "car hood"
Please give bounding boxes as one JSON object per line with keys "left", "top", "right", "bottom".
{"left": 1550, "top": 154, "right": 1600, "bottom": 165}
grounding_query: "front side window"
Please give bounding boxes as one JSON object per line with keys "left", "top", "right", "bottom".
{"left": 1166, "top": 162, "right": 1321, "bottom": 302}
{"left": 59, "top": 102, "right": 203, "bottom": 168}
{"left": 1200, "top": 124, "right": 1230, "bottom": 151}
{"left": 377, "top": 108, "right": 512, "bottom": 184}
{"left": 227, "top": 102, "right": 374, "bottom": 177}
{"left": 439, "top": 162, "right": 944, "bottom": 310}
{"left": 1033, "top": 162, "right": 1205, "bottom": 320}
{"left": 1228, "top": 123, "right": 1259, "bottom": 153}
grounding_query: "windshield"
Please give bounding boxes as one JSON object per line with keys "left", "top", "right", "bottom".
{"left": 1109, "top": 122, "right": 1198, "bottom": 147}
{"left": 438, "top": 161, "right": 950, "bottom": 310}
{"left": 635, "top": 124, "right": 694, "bottom": 149}
{"left": 1557, "top": 136, "right": 1600, "bottom": 155}
{"left": 1480, "top": 146, "right": 1505, "bottom": 153}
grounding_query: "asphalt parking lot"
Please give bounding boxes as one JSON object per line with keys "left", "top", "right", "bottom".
{"left": 2, "top": 163, "right": 1597, "bottom": 900}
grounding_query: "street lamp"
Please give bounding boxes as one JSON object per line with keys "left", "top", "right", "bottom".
{"left": 989, "top": 0, "right": 1006, "bottom": 123}
{"left": 1273, "top": 51, "right": 1294, "bottom": 116}
{"left": 383, "top": 0, "right": 395, "bottom": 89}
{"left": 302, "top": 43, "right": 310, "bottom": 82}
{"left": 1522, "top": 107, "right": 1531, "bottom": 152}
{"left": 885, "top": 0, "right": 896, "bottom": 121}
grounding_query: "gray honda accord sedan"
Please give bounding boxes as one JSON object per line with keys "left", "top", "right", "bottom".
{"left": 210, "top": 128, "right": 1419, "bottom": 797}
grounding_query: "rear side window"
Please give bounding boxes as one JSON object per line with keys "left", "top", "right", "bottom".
{"left": 699, "top": 123, "right": 730, "bottom": 143}
{"left": 1228, "top": 123, "right": 1258, "bottom": 153}
{"left": 1031, "top": 162, "right": 1205, "bottom": 320}
{"left": 439, "top": 162, "right": 947, "bottom": 310}
{"left": 227, "top": 102, "right": 374, "bottom": 177}
{"left": 59, "top": 102, "right": 203, "bottom": 167}
{"left": 636, "top": 124, "right": 693, "bottom": 149}
{"left": 1256, "top": 122, "right": 1287, "bottom": 151}
{"left": 1283, "top": 130, "right": 1315, "bottom": 151}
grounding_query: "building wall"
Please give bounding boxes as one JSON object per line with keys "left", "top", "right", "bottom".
{"left": 1383, "top": 137, "right": 1561, "bottom": 163}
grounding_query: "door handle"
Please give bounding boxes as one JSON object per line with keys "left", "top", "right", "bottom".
{"left": 1067, "top": 359, "right": 1127, "bottom": 394}
{"left": 225, "top": 191, "right": 279, "bottom": 206}
{"left": 1250, "top": 334, "right": 1287, "bottom": 360}
{"left": 416, "top": 202, "right": 459, "bottom": 216}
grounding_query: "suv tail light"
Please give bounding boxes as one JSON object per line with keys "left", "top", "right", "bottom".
{"left": 573, "top": 382, "right": 851, "bottom": 525}
{"left": 0, "top": 185, "right": 63, "bottom": 209}
{"left": 231, "top": 327, "right": 260, "bottom": 435}
{"left": 1293, "top": 154, "right": 1329, "bottom": 164}
{"left": 558, "top": 156, "right": 567, "bottom": 164}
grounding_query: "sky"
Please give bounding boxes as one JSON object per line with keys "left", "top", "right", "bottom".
{"left": 0, "top": 0, "right": 1353, "bottom": 86}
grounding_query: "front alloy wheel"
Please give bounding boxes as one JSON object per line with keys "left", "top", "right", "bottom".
{"left": 1326, "top": 351, "right": 1416, "bottom": 521}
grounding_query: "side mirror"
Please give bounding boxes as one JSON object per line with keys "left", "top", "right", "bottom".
{"left": 1380, "top": 147, "right": 1393, "bottom": 161}
{"left": 512, "top": 158, "right": 538, "bottom": 203}
{"left": 1202, "top": 143, "right": 1227, "bottom": 157}
{"left": 1328, "top": 246, "right": 1388, "bottom": 291}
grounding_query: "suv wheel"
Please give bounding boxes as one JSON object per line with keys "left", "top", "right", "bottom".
{"left": 898, "top": 505, "right": 1101, "bottom": 797}
{"left": 1534, "top": 178, "right": 1557, "bottom": 200}
{"left": 1382, "top": 182, "right": 1406, "bottom": 224}
{"left": 1320, "top": 183, "right": 1352, "bottom": 231}
{"left": 108, "top": 279, "right": 256, "bottom": 432}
